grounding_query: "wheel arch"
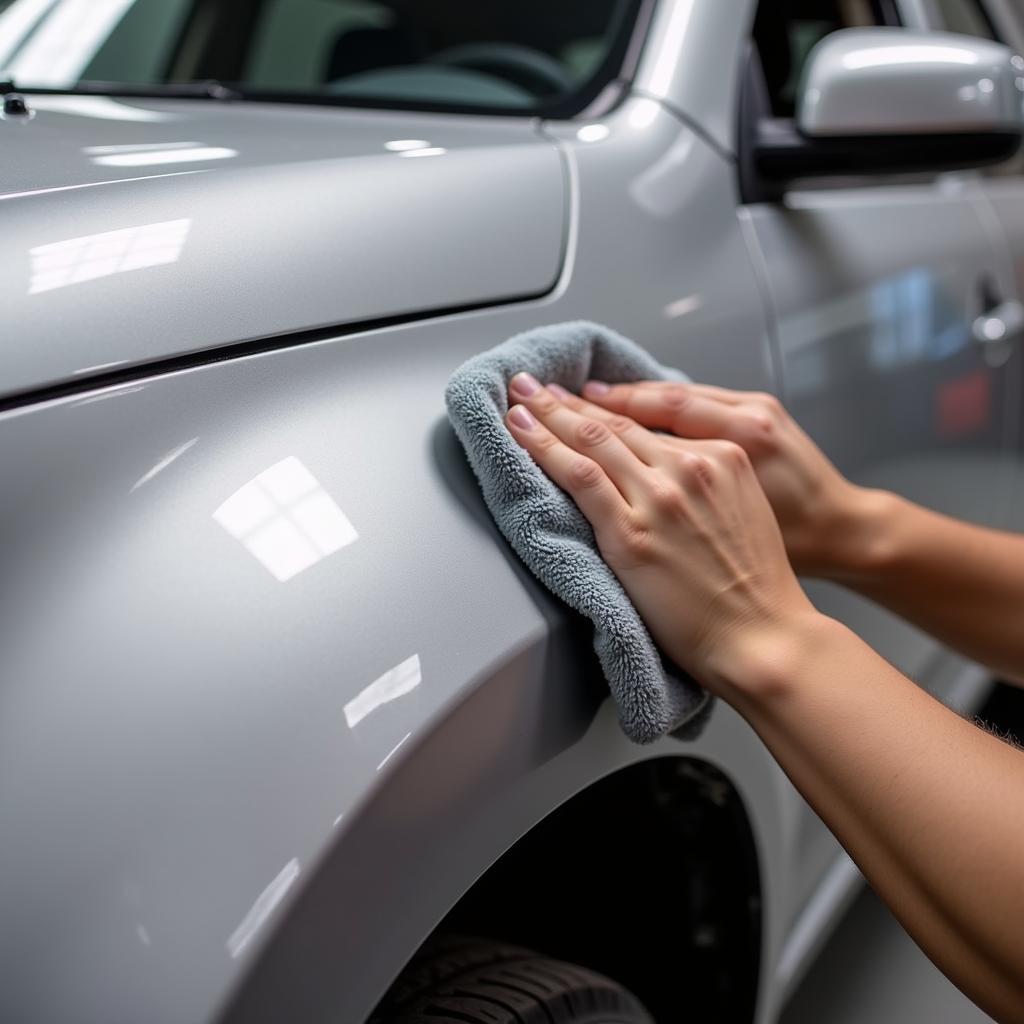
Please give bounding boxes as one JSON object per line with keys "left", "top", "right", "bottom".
{"left": 220, "top": 667, "right": 776, "bottom": 1024}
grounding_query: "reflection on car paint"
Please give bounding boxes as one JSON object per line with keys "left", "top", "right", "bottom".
{"left": 937, "top": 369, "right": 992, "bottom": 438}
{"left": 384, "top": 139, "right": 431, "bottom": 152}
{"left": 84, "top": 141, "right": 204, "bottom": 155}
{"left": 26, "top": 94, "right": 178, "bottom": 121}
{"left": 781, "top": 268, "right": 970, "bottom": 399}
{"left": 343, "top": 653, "right": 422, "bottom": 729}
{"left": 376, "top": 731, "right": 412, "bottom": 772}
{"left": 131, "top": 437, "right": 198, "bottom": 492}
{"left": 628, "top": 98, "right": 660, "bottom": 130}
{"left": 71, "top": 383, "right": 146, "bottom": 406}
{"left": 72, "top": 359, "right": 127, "bottom": 375}
{"left": 213, "top": 456, "right": 359, "bottom": 582}
{"left": 397, "top": 147, "right": 446, "bottom": 159}
{"left": 28, "top": 218, "right": 191, "bottom": 294}
{"left": 576, "top": 124, "right": 610, "bottom": 143}
{"left": 226, "top": 857, "right": 300, "bottom": 960}
{"left": 663, "top": 293, "right": 703, "bottom": 319}
{"left": 841, "top": 42, "right": 981, "bottom": 71}
{"left": 90, "top": 146, "right": 238, "bottom": 168}
{"left": 0, "top": 171, "right": 204, "bottom": 203}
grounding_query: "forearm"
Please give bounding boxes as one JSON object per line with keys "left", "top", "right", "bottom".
{"left": 823, "top": 489, "right": 1024, "bottom": 684}
{"left": 716, "top": 613, "right": 1024, "bottom": 1024}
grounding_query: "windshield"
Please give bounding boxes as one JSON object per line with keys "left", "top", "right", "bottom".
{"left": 0, "top": 0, "right": 643, "bottom": 115}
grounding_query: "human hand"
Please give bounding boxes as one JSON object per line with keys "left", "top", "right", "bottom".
{"left": 579, "top": 380, "right": 878, "bottom": 578}
{"left": 504, "top": 372, "right": 817, "bottom": 695}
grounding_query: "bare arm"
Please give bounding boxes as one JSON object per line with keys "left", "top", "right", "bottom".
{"left": 723, "top": 613, "right": 1024, "bottom": 1024}
{"left": 503, "top": 372, "right": 1024, "bottom": 1023}
{"left": 829, "top": 489, "right": 1024, "bottom": 685}
{"left": 582, "top": 379, "right": 1024, "bottom": 684}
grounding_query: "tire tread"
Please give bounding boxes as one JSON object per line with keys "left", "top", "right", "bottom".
{"left": 373, "top": 936, "right": 651, "bottom": 1024}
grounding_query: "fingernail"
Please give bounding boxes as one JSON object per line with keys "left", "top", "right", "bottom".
{"left": 548, "top": 383, "right": 572, "bottom": 401}
{"left": 508, "top": 404, "right": 537, "bottom": 430}
{"left": 583, "top": 380, "right": 610, "bottom": 397}
{"left": 510, "top": 371, "right": 540, "bottom": 396}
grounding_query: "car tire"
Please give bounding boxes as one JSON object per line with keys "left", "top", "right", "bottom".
{"left": 372, "top": 934, "right": 654, "bottom": 1024}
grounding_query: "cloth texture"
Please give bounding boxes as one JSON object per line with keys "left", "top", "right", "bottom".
{"left": 445, "top": 320, "right": 713, "bottom": 744}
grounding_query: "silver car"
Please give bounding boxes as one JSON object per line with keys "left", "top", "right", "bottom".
{"left": 2, "top": 1, "right": 1024, "bottom": 1021}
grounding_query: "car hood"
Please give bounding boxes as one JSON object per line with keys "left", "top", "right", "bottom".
{"left": 0, "top": 96, "right": 565, "bottom": 401}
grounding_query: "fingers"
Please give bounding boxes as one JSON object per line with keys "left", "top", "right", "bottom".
{"left": 544, "top": 382, "right": 664, "bottom": 464}
{"left": 581, "top": 380, "right": 736, "bottom": 442}
{"left": 507, "top": 373, "right": 649, "bottom": 501}
{"left": 583, "top": 379, "right": 788, "bottom": 456}
{"left": 504, "top": 401, "right": 631, "bottom": 526}
{"left": 585, "top": 379, "right": 745, "bottom": 407}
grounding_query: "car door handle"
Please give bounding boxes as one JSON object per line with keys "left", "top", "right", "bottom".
{"left": 973, "top": 300, "right": 1024, "bottom": 346}
{"left": 972, "top": 300, "right": 1024, "bottom": 366}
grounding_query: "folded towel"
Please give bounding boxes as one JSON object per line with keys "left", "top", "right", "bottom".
{"left": 445, "top": 320, "right": 713, "bottom": 744}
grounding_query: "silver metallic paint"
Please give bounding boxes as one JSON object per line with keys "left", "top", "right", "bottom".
{"left": 0, "top": 95, "right": 796, "bottom": 1024}
{"left": 1, "top": 3, "right": 1021, "bottom": 1022}
{"left": 0, "top": 103, "right": 564, "bottom": 397}
{"left": 799, "top": 28, "right": 1024, "bottom": 136}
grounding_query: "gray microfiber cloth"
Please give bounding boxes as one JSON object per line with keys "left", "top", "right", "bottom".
{"left": 445, "top": 320, "right": 713, "bottom": 744}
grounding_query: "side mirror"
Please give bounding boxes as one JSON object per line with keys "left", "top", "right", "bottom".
{"left": 747, "top": 28, "right": 1024, "bottom": 193}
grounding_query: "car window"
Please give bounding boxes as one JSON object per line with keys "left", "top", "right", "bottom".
{"left": 932, "top": 0, "right": 998, "bottom": 40}
{"left": 0, "top": 0, "right": 641, "bottom": 116}
{"left": 753, "top": 0, "right": 900, "bottom": 118}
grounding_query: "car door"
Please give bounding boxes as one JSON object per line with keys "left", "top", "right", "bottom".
{"left": 956, "top": 0, "right": 1024, "bottom": 529}
{"left": 738, "top": 0, "right": 1021, "bottom": 929}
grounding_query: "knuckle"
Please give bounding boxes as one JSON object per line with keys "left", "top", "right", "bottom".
{"left": 736, "top": 410, "right": 776, "bottom": 450}
{"left": 677, "top": 451, "right": 715, "bottom": 488}
{"left": 714, "top": 439, "right": 750, "bottom": 467}
{"left": 567, "top": 456, "right": 604, "bottom": 489}
{"left": 753, "top": 391, "right": 783, "bottom": 413}
{"left": 533, "top": 430, "right": 558, "bottom": 453}
{"left": 532, "top": 393, "right": 560, "bottom": 416}
{"left": 662, "top": 383, "right": 692, "bottom": 411}
{"left": 649, "top": 476, "right": 687, "bottom": 512}
{"left": 574, "top": 418, "right": 611, "bottom": 448}
{"left": 617, "top": 522, "right": 654, "bottom": 562}
{"left": 606, "top": 414, "right": 635, "bottom": 436}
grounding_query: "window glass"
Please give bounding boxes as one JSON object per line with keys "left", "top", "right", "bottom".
{"left": 753, "top": 0, "right": 896, "bottom": 118}
{"left": 933, "top": 0, "right": 997, "bottom": 40}
{"left": 0, "top": 0, "right": 640, "bottom": 115}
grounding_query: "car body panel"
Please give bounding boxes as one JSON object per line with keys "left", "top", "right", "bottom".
{"left": 1, "top": 0, "right": 1021, "bottom": 1020}
{"left": 0, "top": 100, "right": 565, "bottom": 398}
{"left": 632, "top": 0, "right": 752, "bottom": 154}
{"left": 743, "top": 173, "right": 1021, "bottom": 928}
{"left": 975, "top": 176, "right": 1024, "bottom": 527}
{"left": 0, "top": 98, "right": 793, "bottom": 1024}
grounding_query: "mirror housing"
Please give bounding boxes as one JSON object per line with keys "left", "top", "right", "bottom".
{"left": 745, "top": 28, "right": 1024, "bottom": 197}
{"left": 799, "top": 28, "right": 1024, "bottom": 136}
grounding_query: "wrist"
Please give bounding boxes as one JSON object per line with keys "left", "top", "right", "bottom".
{"left": 704, "top": 605, "right": 840, "bottom": 711}
{"left": 815, "top": 485, "right": 902, "bottom": 583}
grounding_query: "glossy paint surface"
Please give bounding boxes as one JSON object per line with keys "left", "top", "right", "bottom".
{"left": 1, "top": 2, "right": 1020, "bottom": 1022}
{"left": 743, "top": 170, "right": 1022, "bottom": 924}
{"left": 979, "top": 174, "right": 1024, "bottom": 527}
{"left": 0, "top": 101, "right": 564, "bottom": 397}
{"left": 799, "top": 28, "right": 1024, "bottom": 136}
{"left": 0, "top": 95, "right": 796, "bottom": 1024}
{"left": 631, "top": 0, "right": 748, "bottom": 153}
